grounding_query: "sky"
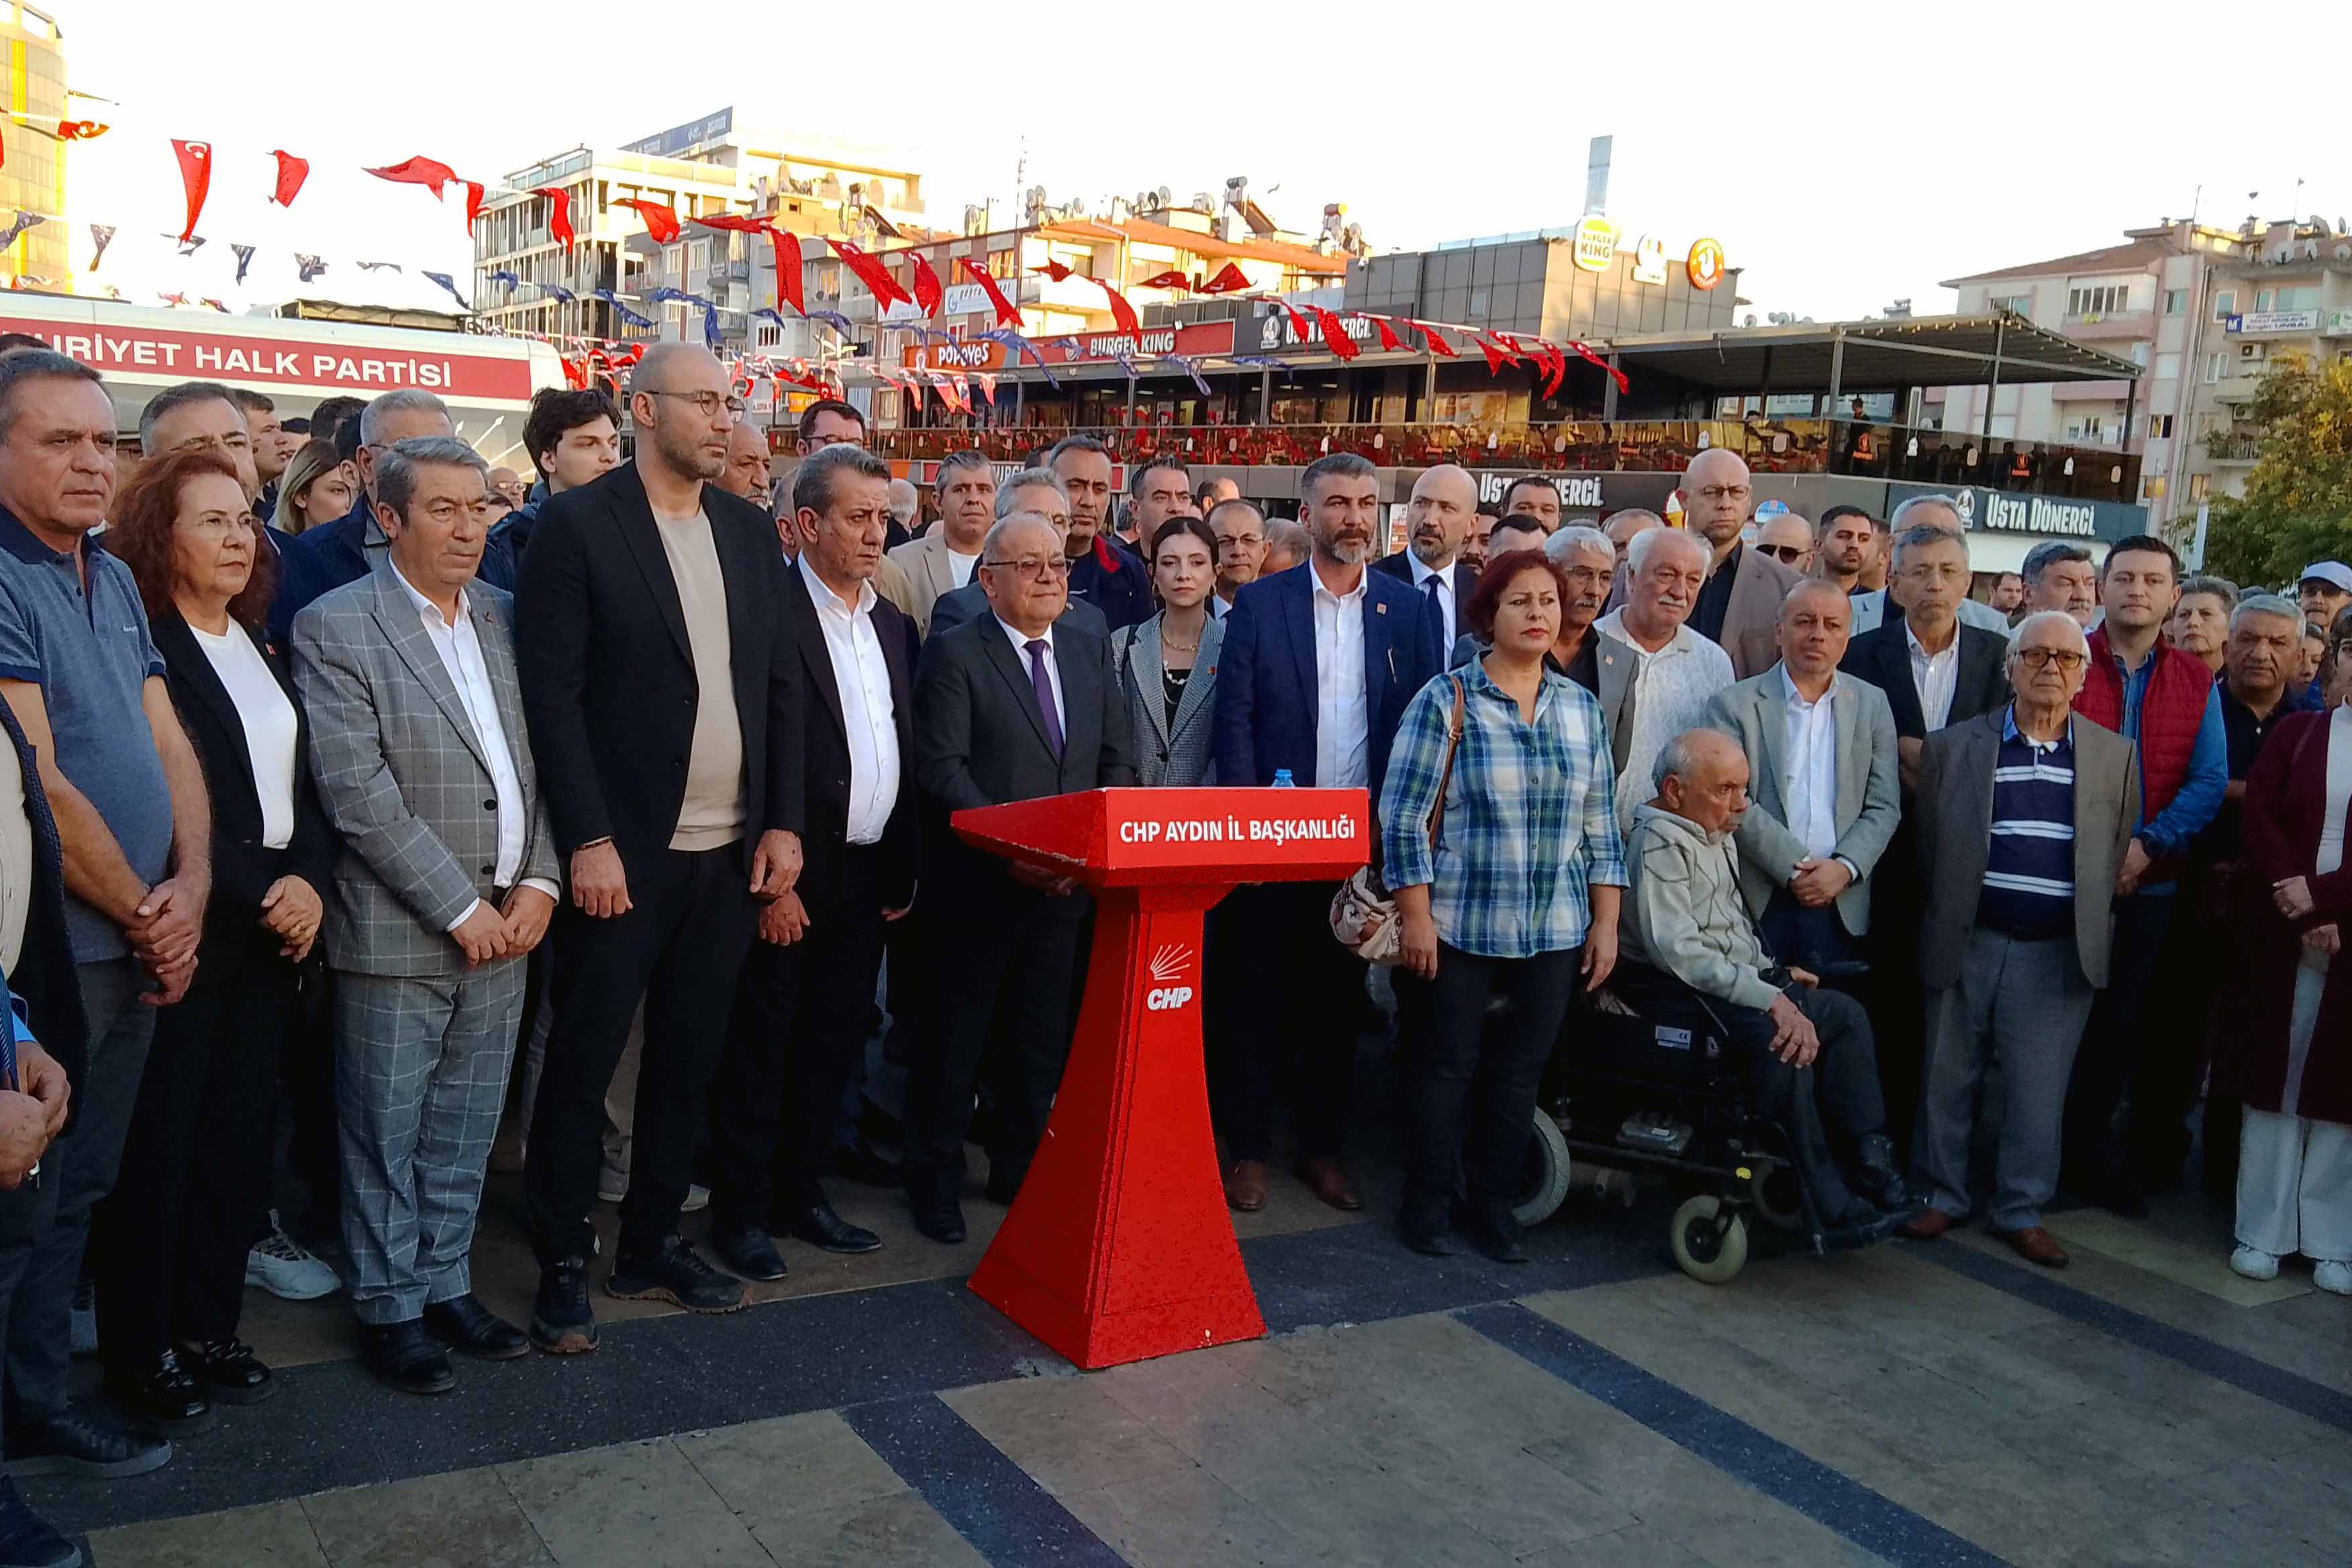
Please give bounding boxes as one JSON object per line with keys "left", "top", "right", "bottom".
{"left": 64, "top": 0, "right": 2352, "bottom": 328}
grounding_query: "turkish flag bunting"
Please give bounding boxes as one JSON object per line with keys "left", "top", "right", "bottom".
{"left": 692, "top": 213, "right": 769, "bottom": 233}
{"left": 1087, "top": 277, "right": 1140, "bottom": 335}
{"left": 618, "top": 199, "right": 679, "bottom": 243}
{"left": 1370, "top": 315, "right": 1402, "bottom": 352}
{"left": 1567, "top": 338, "right": 1630, "bottom": 395}
{"left": 957, "top": 258, "right": 1021, "bottom": 327}
{"left": 977, "top": 373, "right": 998, "bottom": 405}
{"left": 1197, "top": 261, "right": 1250, "bottom": 294}
{"left": 911, "top": 252, "right": 944, "bottom": 317}
{"left": 532, "top": 187, "right": 574, "bottom": 250}
{"left": 829, "top": 238, "right": 913, "bottom": 309}
{"left": 1311, "top": 306, "right": 1359, "bottom": 361}
{"left": 1033, "top": 259, "right": 1073, "bottom": 282}
{"left": 1411, "top": 320, "right": 1457, "bottom": 356}
{"left": 462, "top": 182, "right": 487, "bottom": 226}
{"left": 1278, "top": 299, "right": 1314, "bottom": 345}
{"left": 769, "top": 228, "right": 804, "bottom": 314}
{"left": 559, "top": 356, "right": 587, "bottom": 389}
{"left": 1477, "top": 339, "right": 1507, "bottom": 375}
{"left": 56, "top": 121, "right": 107, "bottom": 140}
{"left": 170, "top": 139, "right": 211, "bottom": 243}
{"left": 1489, "top": 333, "right": 1524, "bottom": 365}
{"left": 1135, "top": 269, "right": 1189, "bottom": 290}
{"left": 364, "top": 155, "right": 457, "bottom": 198}
{"left": 268, "top": 150, "right": 309, "bottom": 207}
{"left": 1532, "top": 342, "right": 1566, "bottom": 397}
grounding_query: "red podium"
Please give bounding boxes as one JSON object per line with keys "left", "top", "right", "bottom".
{"left": 950, "top": 786, "right": 1369, "bottom": 1370}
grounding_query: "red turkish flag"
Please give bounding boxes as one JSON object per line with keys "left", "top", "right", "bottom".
{"left": 617, "top": 199, "right": 679, "bottom": 244}
{"left": 1491, "top": 332, "right": 1524, "bottom": 365}
{"left": 911, "top": 252, "right": 944, "bottom": 317}
{"left": 462, "top": 181, "right": 487, "bottom": 226}
{"left": 532, "top": 187, "right": 574, "bottom": 250}
{"left": 692, "top": 213, "right": 769, "bottom": 233}
{"left": 1477, "top": 339, "right": 1508, "bottom": 375}
{"left": 1371, "top": 315, "right": 1402, "bottom": 352}
{"left": 1411, "top": 320, "right": 1458, "bottom": 358}
{"left": 364, "top": 155, "right": 457, "bottom": 198}
{"left": 1135, "top": 269, "right": 1189, "bottom": 290}
{"left": 1567, "top": 338, "right": 1630, "bottom": 395}
{"left": 769, "top": 228, "right": 804, "bottom": 314}
{"left": 1197, "top": 262, "right": 1250, "bottom": 294}
{"left": 1312, "top": 307, "right": 1359, "bottom": 361}
{"left": 56, "top": 121, "right": 108, "bottom": 141}
{"left": 1277, "top": 300, "right": 1314, "bottom": 345}
{"left": 1033, "top": 259, "right": 1073, "bottom": 282}
{"left": 268, "top": 150, "right": 309, "bottom": 207}
{"left": 828, "top": 238, "right": 913, "bottom": 309}
{"left": 1088, "top": 277, "right": 1140, "bottom": 335}
{"left": 957, "top": 258, "right": 1020, "bottom": 328}
{"left": 170, "top": 139, "right": 211, "bottom": 242}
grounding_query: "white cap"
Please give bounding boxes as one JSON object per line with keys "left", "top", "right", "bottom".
{"left": 2298, "top": 560, "right": 2352, "bottom": 595}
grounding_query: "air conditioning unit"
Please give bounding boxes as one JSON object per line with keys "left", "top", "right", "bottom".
{"left": 2240, "top": 343, "right": 2263, "bottom": 359}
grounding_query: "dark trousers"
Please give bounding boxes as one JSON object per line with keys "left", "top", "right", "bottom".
{"left": 2062, "top": 889, "right": 2173, "bottom": 1186}
{"left": 524, "top": 844, "right": 756, "bottom": 1264}
{"left": 1611, "top": 962, "right": 1887, "bottom": 1224}
{"left": 1395, "top": 943, "right": 1581, "bottom": 1228}
{"left": 93, "top": 928, "right": 294, "bottom": 1372}
{"left": 900, "top": 875, "right": 1084, "bottom": 1206}
{"left": 282, "top": 959, "right": 340, "bottom": 1226}
{"left": 1862, "top": 834, "right": 1927, "bottom": 1158}
{"left": 2126, "top": 887, "right": 2221, "bottom": 1189}
{"left": 8, "top": 959, "right": 154, "bottom": 1426}
{"left": 711, "top": 846, "right": 891, "bottom": 1226}
{"left": 1209, "top": 881, "right": 1364, "bottom": 1164}
{"left": 1757, "top": 889, "right": 1861, "bottom": 976}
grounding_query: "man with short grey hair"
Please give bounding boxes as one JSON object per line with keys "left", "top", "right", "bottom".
{"left": 294, "top": 436, "right": 558, "bottom": 1392}
{"left": 271, "top": 389, "right": 455, "bottom": 646}
{"left": 885, "top": 450, "right": 992, "bottom": 635}
{"left": 1846, "top": 495, "right": 2010, "bottom": 635}
{"left": 1261, "top": 517, "right": 1312, "bottom": 575}
{"left": 2167, "top": 575, "right": 2238, "bottom": 675}
{"left": 1598, "top": 527, "right": 1734, "bottom": 830}
{"left": 2021, "top": 540, "right": 2099, "bottom": 630}
{"left": 139, "top": 380, "right": 259, "bottom": 502}
{"left": 926, "top": 469, "right": 1106, "bottom": 640}
{"left": 1603, "top": 508, "right": 1663, "bottom": 570}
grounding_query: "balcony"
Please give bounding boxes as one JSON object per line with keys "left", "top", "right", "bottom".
{"left": 2059, "top": 310, "right": 2154, "bottom": 343}
{"left": 2048, "top": 379, "right": 2135, "bottom": 403}
{"left": 2202, "top": 430, "right": 2260, "bottom": 464}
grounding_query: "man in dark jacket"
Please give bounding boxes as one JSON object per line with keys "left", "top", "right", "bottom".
{"left": 1046, "top": 435, "right": 1153, "bottom": 630}
{"left": 476, "top": 387, "right": 620, "bottom": 592}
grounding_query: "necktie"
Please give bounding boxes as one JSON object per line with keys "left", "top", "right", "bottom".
{"left": 1026, "top": 638, "right": 1065, "bottom": 759}
{"left": 1422, "top": 575, "right": 1447, "bottom": 665}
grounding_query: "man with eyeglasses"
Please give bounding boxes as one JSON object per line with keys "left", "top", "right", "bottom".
{"left": 271, "top": 389, "right": 455, "bottom": 648}
{"left": 1675, "top": 449, "right": 1802, "bottom": 678}
{"left": 900, "top": 511, "right": 1134, "bottom": 1244}
{"left": 515, "top": 344, "right": 807, "bottom": 1349}
{"left": 927, "top": 471, "right": 1109, "bottom": 640}
{"left": 1905, "top": 610, "right": 2141, "bottom": 1268}
{"left": 1753, "top": 510, "right": 1815, "bottom": 573}
{"left": 295, "top": 437, "right": 558, "bottom": 1392}
{"left": 1208, "top": 498, "right": 1269, "bottom": 614}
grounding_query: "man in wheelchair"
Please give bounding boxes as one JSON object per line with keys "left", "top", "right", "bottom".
{"left": 1612, "top": 729, "right": 1914, "bottom": 1242}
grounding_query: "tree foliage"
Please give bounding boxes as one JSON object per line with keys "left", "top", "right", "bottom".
{"left": 2203, "top": 352, "right": 2352, "bottom": 589}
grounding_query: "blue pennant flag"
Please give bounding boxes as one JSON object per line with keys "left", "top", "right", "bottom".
{"left": 423, "top": 271, "right": 470, "bottom": 311}
{"left": 751, "top": 308, "right": 787, "bottom": 329}
{"left": 230, "top": 243, "right": 256, "bottom": 285}
{"left": 1169, "top": 355, "right": 1213, "bottom": 397}
{"left": 701, "top": 301, "right": 723, "bottom": 351}
{"left": 542, "top": 284, "right": 576, "bottom": 303}
{"left": 590, "top": 289, "right": 655, "bottom": 330}
{"left": 487, "top": 268, "right": 521, "bottom": 289}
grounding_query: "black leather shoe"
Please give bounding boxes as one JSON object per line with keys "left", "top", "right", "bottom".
{"left": 361, "top": 1320, "right": 456, "bottom": 1395}
{"left": 422, "top": 1296, "right": 531, "bottom": 1361}
{"left": 2, "top": 1408, "right": 171, "bottom": 1479}
{"left": 607, "top": 1236, "right": 748, "bottom": 1313}
{"left": 530, "top": 1258, "right": 599, "bottom": 1355}
{"left": 1398, "top": 1222, "right": 1460, "bottom": 1258}
{"left": 179, "top": 1339, "right": 275, "bottom": 1404}
{"left": 1851, "top": 1134, "right": 1915, "bottom": 1213}
{"left": 0, "top": 1477, "right": 80, "bottom": 1568}
{"left": 912, "top": 1202, "right": 967, "bottom": 1245}
{"left": 1467, "top": 1214, "right": 1530, "bottom": 1266}
{"left": 102, "top": 1352, "right": 215, "bottom": 1434}
{"left": 785, "top": 1202, "right": 882, "bottom": 1255}
{"left": 711, "top": 1225, "right": 788, "bottom": 1282}
{"left": 983, "top": 1167, "right": 1024, "bottom": 1206}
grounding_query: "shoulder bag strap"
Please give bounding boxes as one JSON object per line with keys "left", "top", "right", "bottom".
{"left": 1426, "top": 676, "right": 1467, "bottom": 851}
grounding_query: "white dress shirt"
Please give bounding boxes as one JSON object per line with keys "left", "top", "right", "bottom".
{"left": 802, "top": 557, "right": 900, "bottom": 845}
{"left": 1906, "top": 619, "right": 1961, "bottom": 732}
{"left": 1781, "top": 667, "right": 1841, "bottom": 860}
{"left": 995, "top": 617, "right": 1063, "bottom": 742}
{"left": 390, "top": 563, "right": 557, "bottom": 928}
{"left": 189, "top": 621, "right": 298, "bottom": 850}
{"left": 1311, "top": 567, "right": 1369, "bottom": 789}
{"left": 1406, "top": 552, "right": 1457, "bottom": 653}
{"left": 1596, "top": 608, "right": 1737, "bottom": 831}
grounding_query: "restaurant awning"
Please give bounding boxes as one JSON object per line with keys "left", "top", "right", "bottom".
{"left": 1605, "top": 313, "right": 2143, "bottom": 392}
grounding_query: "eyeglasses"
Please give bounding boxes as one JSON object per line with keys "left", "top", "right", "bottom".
{"left": 1217, "top": 534, "right": 1265, "bottom": 550}
{"left": 643, "top": 389, "right": 748, "bottom": 418}
{"left": 1696, "top": 484, "right": 1753, "bottom": 501}
{"left": 981, "top": 556, "right": 1071, "bottom": 581}
{"left": 1755, "top": 544, "right": 1809, "bottom": 564}
{"left": 2012, "top": 648, "right": 2087, "bottom": 671}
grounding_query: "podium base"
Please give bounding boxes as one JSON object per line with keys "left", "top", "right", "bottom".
{"left": 969, "top": 1251, "right": 1266, "bottom": 1371}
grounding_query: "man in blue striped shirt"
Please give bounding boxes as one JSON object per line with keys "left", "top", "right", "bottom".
{"left": 1905, "top": 612, "right": 2141, "bottom": 1267}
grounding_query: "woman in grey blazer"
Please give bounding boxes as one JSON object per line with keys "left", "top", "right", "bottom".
{"left": 1110, "top": 517, "right": 1223, "bottom": 787}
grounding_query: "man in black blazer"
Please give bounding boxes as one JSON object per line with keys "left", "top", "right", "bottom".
{"left": 705, "top": 446, "right": 918, "bottom": 1280}
{"left": 1370, "top": 463, "right": 1479, "bottom": 669}
{"left": 514, "top": 344, "right": 805, "bottom": 1350}
{"left": 900, "top": 512, "right": 1136, "bottom": 1244}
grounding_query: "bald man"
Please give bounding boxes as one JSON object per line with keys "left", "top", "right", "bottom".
{"left": 1754, "top": 510, "right": 1815, "bottom": 574}
{"left": 1372, "top": 463, "right": 1479, "bottom": 666}
{"left": 1677, "top": 448, "right": 1803, "bottom": 678}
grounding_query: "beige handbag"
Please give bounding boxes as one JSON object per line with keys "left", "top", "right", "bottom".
{"left": 1329, "top": 677, "right": 1465, "bottom": 964}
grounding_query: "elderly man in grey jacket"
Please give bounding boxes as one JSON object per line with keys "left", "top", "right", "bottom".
{"left": 1612, "top": 728, "right": 1910, "bottom": 1238}
{"left": 294, "top": 438, "right": 558, "bottom": 1397}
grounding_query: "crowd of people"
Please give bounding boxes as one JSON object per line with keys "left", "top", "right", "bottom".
{"left": 0, "top": 333, "right": 2345, "bottom": 1567}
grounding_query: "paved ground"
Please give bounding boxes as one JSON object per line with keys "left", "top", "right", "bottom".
{"left": 32, "top": 1155, "right": 2352, "bottom": 1568}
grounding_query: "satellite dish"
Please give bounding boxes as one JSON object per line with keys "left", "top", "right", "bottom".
{"left": 1155, "top": 186, "right": 1173, "bottom": 209}
{"left": 1066, "top": 196, "right": 1087, "bottom": 218}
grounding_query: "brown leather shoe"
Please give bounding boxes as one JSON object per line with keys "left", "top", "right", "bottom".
{"left": 1296, "top": 1157, "right": 1363, "bottom": 1212}
{"left": 1900, "top": 1207, "right": 1953, "bottom": 1240}
{"left": 1223, "top": 1159, "right": 1269, "bottom": 1213}
{"left": 1996, "top": 1225, "right": 2069, "bottom": 1267}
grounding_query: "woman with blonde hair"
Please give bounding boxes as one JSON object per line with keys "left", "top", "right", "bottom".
{"left": 271, "top": 438, "right": 356, "bottom": 536}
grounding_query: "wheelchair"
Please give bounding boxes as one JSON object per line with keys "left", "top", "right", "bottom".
{"left": 1513, "top": 981, "right": 1832, "bottom": 1285}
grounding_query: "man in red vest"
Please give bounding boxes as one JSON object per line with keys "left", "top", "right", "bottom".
{"left": 2062, "top": 534, "right": 2226, "bottom": 1215}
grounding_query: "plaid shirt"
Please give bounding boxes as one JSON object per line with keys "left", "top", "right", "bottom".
{"left": 1380, "top": 661, "right": 1628, "bottom": 959}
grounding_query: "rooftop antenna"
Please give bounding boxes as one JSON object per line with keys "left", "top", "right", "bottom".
{"left": 1584, "top": 135, "right": 1612, "bottom": 216}
{"left": 1012, "top": 136, "right": 1029, "bottom": 230}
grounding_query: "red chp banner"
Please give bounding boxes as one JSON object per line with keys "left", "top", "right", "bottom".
{"left": 2, "top": 315, "right": 538, "bottom": 401}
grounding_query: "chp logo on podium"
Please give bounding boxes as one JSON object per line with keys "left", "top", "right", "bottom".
{"left": 1144, "top": 944, "right": 1195, "bottom": 1012}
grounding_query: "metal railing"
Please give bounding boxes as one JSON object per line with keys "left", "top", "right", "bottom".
{"left": 863, "top": 418, "right": 2143, "bottom": 500}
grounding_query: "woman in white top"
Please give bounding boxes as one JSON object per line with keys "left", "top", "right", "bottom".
{"left": 90, "top": 450, "right": 332, "bottom": 1429}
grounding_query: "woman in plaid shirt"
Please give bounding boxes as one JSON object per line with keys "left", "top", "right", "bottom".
{"left": 1381, "top": 553, "right": 1628, "bottom": 1262}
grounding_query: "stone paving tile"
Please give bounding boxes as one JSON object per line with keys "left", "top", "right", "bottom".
{"left": 497, "top": 1438, "right": 775, "bottom": 1567}
{"left": 1060, "top": 1464, "right": 1330, "bottom": 1568}
{"left": 87, "top": 1500, "right": 328, "bottom": 1567}
{"left": 942, "top": 1373, "right": 1197, "bottom": 1498}
{"left": 301, "top": 1467, "right": 554, "bottom": 1568}
{"left": 674, "top": 1410, "right": 908, "bottom": 1536}
{"left": 1515, "top": 1522, "right": 1716, "bottom": 1567}
{"left": 748, "top": 1491, "right": 989, "bottom": 1568}
{"left": 1520, "top": 1430, "right": 1881, "bottom": 1567}
{"left": 2044, "top": 1208, "right": 2314, "bottom": 1307}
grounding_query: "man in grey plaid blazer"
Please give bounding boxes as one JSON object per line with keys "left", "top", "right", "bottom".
{"left": 293, "top": 438, "right": 558, "bottom": 1396}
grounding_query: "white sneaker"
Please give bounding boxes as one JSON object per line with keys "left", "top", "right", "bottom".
{"left": 683, "top": 1183, "right": 710, "bottom": 1214}
{"left": 2315, "top": 1259, "right": 2352, "bottom": 1296}
{"left": 597, "top": 1159, "right": 629, "bottom": 1204}
{"left": 246, "top": 1210, "right": 342, "bottom": 1300}
{"left": 2230, "top": 1245, "right": 2281, "bottom": 1281}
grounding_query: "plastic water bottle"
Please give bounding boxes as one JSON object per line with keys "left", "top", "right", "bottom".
{"left": 1271, "top": 769, "right": 1295, "bottom": 788}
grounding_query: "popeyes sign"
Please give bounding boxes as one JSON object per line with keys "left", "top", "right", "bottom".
{"left": 906, "top": 318, "right": 1236, "bottom": 373}
{"left": 0, "top": 315, "right": 539, "bottom": 401}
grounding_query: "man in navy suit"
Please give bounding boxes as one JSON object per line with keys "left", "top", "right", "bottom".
{"left": 1210, "top": 451, "right": 1439, "bottom": 1214}
{"left": 1370, "top": 463, "right": 1481, "bottom": 669}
